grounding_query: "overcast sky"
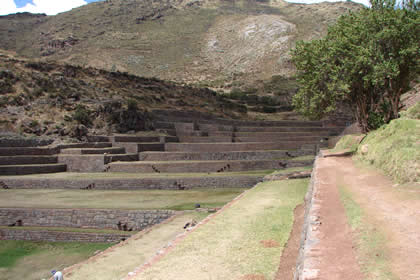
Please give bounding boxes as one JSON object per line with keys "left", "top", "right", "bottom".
{"left": 0, "top": 0, "right": 369, "bottom": 16}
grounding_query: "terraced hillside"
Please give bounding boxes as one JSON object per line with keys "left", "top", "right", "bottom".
{"left": 0, "top": 114, "right": 344, "bottom": 279}
{"left": 0, "top": 53, "right": 250, "bottom": 137}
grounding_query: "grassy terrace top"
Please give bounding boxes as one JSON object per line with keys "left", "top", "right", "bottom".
{"left": 136, "top": 179, "right": 309, "bottom": 280}
{"left": 0, "top": 188, "right": 247, "bottom": 210}
{"left": 1, "top": 170, "right": 274, "bottom": 179}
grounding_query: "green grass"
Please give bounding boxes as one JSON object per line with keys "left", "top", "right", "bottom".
{"left": 355, "top": 119, "right": 420, "bottom": 183}
{"left": 0, "top": 188, "right": 247, "bottom": 210}
{"left": 289, "top": 155, "right": 316, "bottom": 161}
{"left": 400, "top": 101, "right": 420, "bottom": 120}
{"left": 332, "top": 134, "right": 365, "bottom": 153}
{"left": 138, "top": 179, "right": 309, "bottom": 280}
{"left": 339, "top": 185, "right": 396, "bottom": 280}
{"left": 0, "top": 240, "right": 112, "bottom": 280}
{"left": 271, "top": 165, "right": 312, "bottom": 175}
{"left": 0, "top": 241, "right": 38, "bottom": 268}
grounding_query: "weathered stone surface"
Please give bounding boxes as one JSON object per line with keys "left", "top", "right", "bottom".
{"left": 107, "top": 159, "right": 314, "bottom": 173}
{"left": 0, "top": 163, "right": 66, "bottom": 175}
{"left": 139, "top": 150, "right": 310, "bottom": 161}
{"left": 360, "top": 144, "right": 369, "bottom": 155}
{"left": 1, "top": 175, "right": 262, "bottom": 189}
{"left": 0, "top": 228, "right": 128, "bottom": 243}
{"left": 58, "top": 155, "right": 106, "bottom": 172}
{"left": 0, "top": 208, "right": 174, "bottom": 231}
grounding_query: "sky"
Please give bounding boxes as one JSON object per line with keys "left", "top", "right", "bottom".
{"left": 0, "top": 0, "right": 102, "bottom": 16}
{"left": 0, "top": 0, "right": 369, "bottom": 16}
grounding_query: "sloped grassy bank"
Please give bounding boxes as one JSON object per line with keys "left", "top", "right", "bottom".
{"left": 356, "top": 118, "right": 420, "bottom": 183}
{"left": 332, "top": 102, "right": 420, "bottom": 184}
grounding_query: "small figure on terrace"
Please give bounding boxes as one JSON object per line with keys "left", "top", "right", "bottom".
{"left": 51, "top": 270, "right": 64, "bottom": 280}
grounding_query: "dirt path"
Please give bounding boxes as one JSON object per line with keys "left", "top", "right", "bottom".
{"left": 331, "top": 157, "right": 420, "bottom": 280}
{"left": 275, "top": 204, "right": 304, "bottom": 280}
{"left": 303, "top": 156, "right": 364, "bottom": 280}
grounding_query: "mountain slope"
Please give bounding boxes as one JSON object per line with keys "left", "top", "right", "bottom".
{"left": 0, "top": 0, "right": 361, "bottom": 89}
{"left": 0, "top": 51, "right": 248, "bottom": 137}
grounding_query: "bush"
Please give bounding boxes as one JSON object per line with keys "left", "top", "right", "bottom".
{"left": 72, "top": 105, "right": 91, "bottom": 126}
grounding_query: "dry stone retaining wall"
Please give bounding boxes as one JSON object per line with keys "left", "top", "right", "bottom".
{"left": 1, "top": 175, "right": 262, "bottom": 190}
{"left": 58, "top": 154, "right": 106, "bottom": 172}
{"left": 0, "top": 228, "right": 128, "bottom": 243}
{"left": 0, "top": 208, "right": 174, "bottom": 231}
{"left": 139, "top": 150, "right": 310, "bottom": 161}
{"left": 294, "top": 155, "right": 320, "bottom": 280}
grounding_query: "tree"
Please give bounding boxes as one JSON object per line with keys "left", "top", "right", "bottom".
{"left": 292, "top": 0, "right": 419, "bottom": 132}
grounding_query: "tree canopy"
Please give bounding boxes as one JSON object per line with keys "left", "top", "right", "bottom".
{"left": 292, "top": 0, "right": 419, "bottom": 132}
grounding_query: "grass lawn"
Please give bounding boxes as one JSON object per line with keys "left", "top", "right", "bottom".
{"left": 136, "top": 178, "right": 308, "bottom": 280}
{"left": 0, "top": 188, "right": 247, "bottom": 210}
{"left": 0, "top": 240, "right": 112, "bottom": 280}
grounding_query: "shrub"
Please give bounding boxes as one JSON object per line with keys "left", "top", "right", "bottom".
{"left": 72, "top": 105, "right": 92, "bottom": 126}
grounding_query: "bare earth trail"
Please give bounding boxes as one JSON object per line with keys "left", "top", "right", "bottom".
{"left": 330, "top": 157, "right": 420, "bottom": 280}
{"left": 305, "top": 157, "right": 363, "bottom": 280}
{"left": 314, "top": 156, "right": 420, "bottom": 280}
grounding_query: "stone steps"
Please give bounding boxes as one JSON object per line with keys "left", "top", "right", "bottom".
{"left": 58, "top": 142, "right": 113, "bottom": 149}
{"left": 0, "top": 163, "right": 67, "bottom": 176}
{"left": 105, "top": 153, "right": 139, "bottom": 163}
{"left": 107, "top": 159, "right": 313, "bottom": 173}
{"left": 235, "top": 126, "right": 341, "bottom": 133}
{"left": 178, "top": 136, "right": 233, "bottom": 143}
{"left": 113, "top": 135, "right": 178, "bottom": 143}
{"left": 0, "top": 155, "right": 58, "bottom": 165}
{"left": 1, "top": 172, "right": 265, "bottom": 189}
{"left": 139, "top": 150, "right": 311, "bottom": 161}
{"left": 165, "top": 142, "right": 320, "bottom": 152}
{"left": 232, "top": 131, "right": 331, "bottom": 137}
{"left": 0, "top": 147, "right": 56, "bottom": 156}
{"left": 234, "top": 136, "right": 327, "bottom": 143}
{"left": 86, "top": 135, "right": 179, "bottom": 143}
{"left": 60, "top": 147, "right": 126, "bottom": 155}
{"left": 154, "top": 119, "right": 324, "bottom": 128}
{"left": 113, "top": 142, "right": 165, "bottom": 153}
{"left": 0, "top": 143, "right": 113, "bottom": 156}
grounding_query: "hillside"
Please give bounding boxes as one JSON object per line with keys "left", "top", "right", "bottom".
{"left": 0, "top": 51, "right": 249, "bottom": 138}
{"left": 0, "top": 0, "right": 361, "bottom": 92}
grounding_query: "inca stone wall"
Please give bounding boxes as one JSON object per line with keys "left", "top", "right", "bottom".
{"left": 0, "top": 228, "right": 129, "bottom": 243}
{"left": 0, "top": 208, "right": 174, "bottom": 231}
{"left": 1, "top": 175, "right": 262, "bottom": 190}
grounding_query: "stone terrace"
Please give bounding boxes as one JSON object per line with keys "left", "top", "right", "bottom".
{"left": 0, "top": 115, "right": 345, "bottom": 242}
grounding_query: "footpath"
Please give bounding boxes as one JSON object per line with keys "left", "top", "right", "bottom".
{"left": 299, "top": 155, "right": 420, "bottom": 280}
